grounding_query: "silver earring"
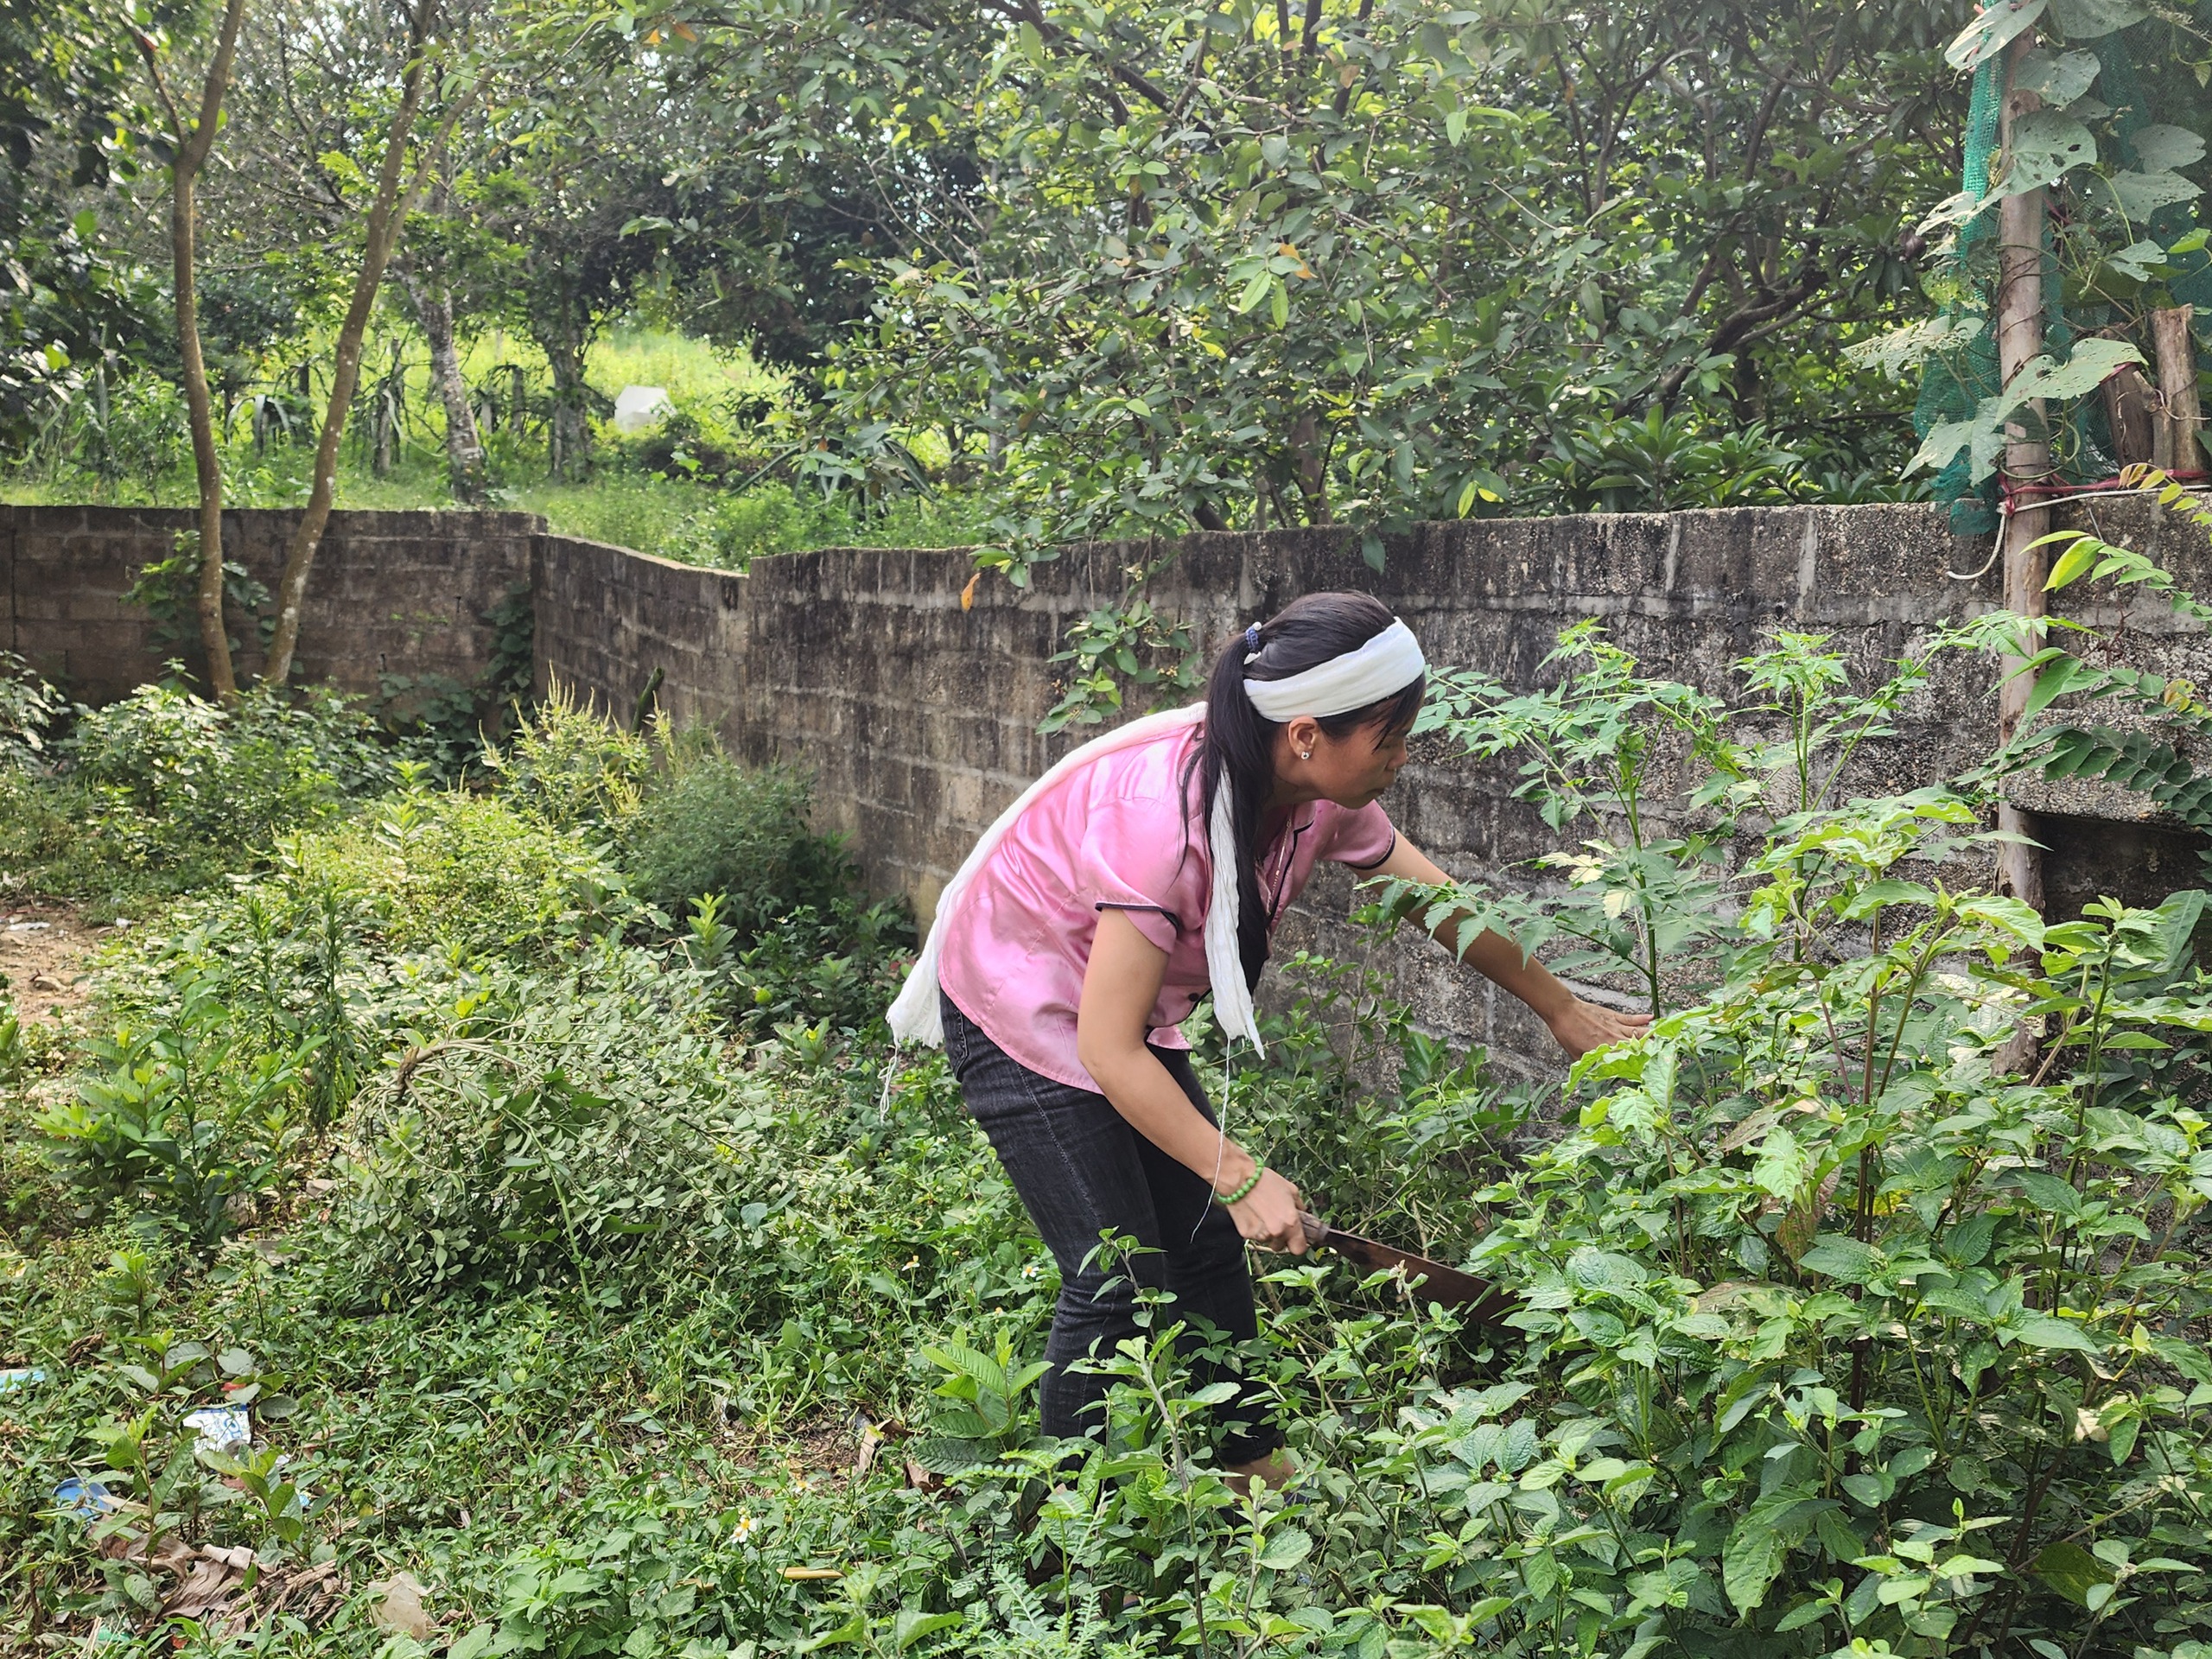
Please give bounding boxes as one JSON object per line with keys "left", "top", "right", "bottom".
{"left": 1300, "top": 750, "right": 1313, "bottom": 760}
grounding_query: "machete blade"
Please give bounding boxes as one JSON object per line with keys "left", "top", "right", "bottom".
{"left": 1315, "top": 1223, "right": 1520, "bottom": 1332}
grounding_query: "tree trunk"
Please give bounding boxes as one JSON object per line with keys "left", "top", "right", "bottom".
{"left": 403, "top": 171, "right": 487, "bottom": 504}
{"left": 134, "top": 0, "right": 251, "bottom": 702}
{"left": 408, "top": 272, "right": 486, "bottom": 500}
{"left": 262, "top": 0, "right": 438, "bottom": 688}
{"left": 538, "top": 300, "right": 592, "bottom": 481}
{"left": 1287, "top": 410, "right": 1331, "bottom": 523}
{"left": 372, "top": 366, "right": 397, "bottom": 477}
{"left": 2102, "top": 365, "right": 2157, "bottom": 467}
{"left": 2151, "top": 306, "right": 2203, "bottom": 476}
{"left": 1994, "top": 37, "right": 2048, "bottom": 923}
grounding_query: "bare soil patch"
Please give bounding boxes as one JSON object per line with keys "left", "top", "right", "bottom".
{"left": 0, "top": 898, "right": 114, "bottom": 1026}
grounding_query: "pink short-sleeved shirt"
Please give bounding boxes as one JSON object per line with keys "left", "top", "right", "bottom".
{"left": 938, "top": 720, "right": 1397, "bottom": 1091}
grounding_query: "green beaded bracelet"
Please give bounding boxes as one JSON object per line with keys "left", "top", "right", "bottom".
{"left": 1218, "top": 1165, "right": 1266, "bottom": 1206}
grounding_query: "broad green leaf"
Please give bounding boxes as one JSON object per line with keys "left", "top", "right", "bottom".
{"left": 2033, "top": 1541, "right": 2113, "bottom": 1605}
{"left": 1945, "top": 0, "right": 2047, "bottom": 70}
{"left": 1844, "top": 315, "right": 1982, "bottom": 379}
{"left": 1956, "top": 895, "right": 2045, "bottom": 949}
{"left": 2044, "top": 535, "right": 2103, "bottom": 591}
{"left": 1722, "top": 1519, "right": 1788, "bottom": 1613}
{"left": 1798, "top": 1235, "right": 1881, "bottom": 1284}
{"left": 2103, "top": 238, "right": 2168, "bottom": 280}
{"left": 2003, "top": 111, "right": 2095, "bottom": 194}
{"left": 2003, "top": 337, "right": 2145, "bottom": 405}
{"left": 1917, "top": 188, "right": 1995, "bottom": 235}
{"left": 1259, "top": 1526, "right": 1314, "bottom": 1570}
{"left": 2012, "top": 1313, "right": 2102, "bottom": 1352}
{"left": 2106, "top": 169, "right": 2202, "bottom": 219}
{"left": 1775, "top": 1599, "right": 1830, "bottom": 1633}
{"left": 2013, "top": 47, "right": 2101, "bottom": 104}
{"left": 2022, "top": 652, "right": 2094, "bottom": 717}
{"left": 893, "top": 1610, "right": 963, "bottom": 1652}
{"left": 2129, "top": 125, "right": 2206, "bottom": 173}
{"left": 1751, "top": 1125, "right": 1808, "bottom": 1200}
{"left": 1907, "top": 414, "right": 1977, "bottom": 476}
{"left": 1815, "top": 1508, "right": 1865, "bottom": 1562}
{"left": 1567, "top": 1248, "right": 1648, "bottom": 1293}
{"left": 1840, "top": 1472, "right": 1887, "bottom": 1508}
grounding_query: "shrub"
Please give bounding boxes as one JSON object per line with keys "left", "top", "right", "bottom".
{"left": 480, "top": 682, "right": 650, "bottom": 833}
{"left": 69, "top": 683, "right": 388, "bottom": 841}
{"left": 1317, "top": 615, "right": 2212, "bottom": 1656}
{"left": 327, "top": 944, "right": 755, "bottom": 1302}
{"left": 1, "top": 681, "right": 395, "bottom": 910}
{"left": 324, "top": 940, "right": 950, "bottom": 1311}
{"left": 35, "top": 970, "right": 313, "bottom": 1249}
{"left": 724, "top": 893, "right": 913, "bottom": 1036}
{"left": 0, "top": 651, "right": 60, "bottom": 770}
{"left": 627, "top": 747, "right": 855, "bottom": 937}
{"left": 277, "top": 785, "right": 638, "bottom": 962}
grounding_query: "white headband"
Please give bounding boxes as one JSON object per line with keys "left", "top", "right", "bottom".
{"left": 1243, "top": 619, "right": 1426, "bottom": 721}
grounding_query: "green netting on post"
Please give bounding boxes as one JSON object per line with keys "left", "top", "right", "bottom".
{"left": 1916, "top": 11, "right": 2210, "bottom": 533}
{"left": 1914, "top": 57, "right": 2005, "bottom": 537}
{"left": 2101, "top": 21, "right": 2212, "bottom": 318}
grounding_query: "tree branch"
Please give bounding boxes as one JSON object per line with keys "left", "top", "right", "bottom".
{"left": 127, "top": 29, "right": 187, "bottom": 143}
{"left": 980, "top": 0, "right": 1172, "bottom": 112}
{"left": 179, "top": 0, "right": 250, "bottom": 173}
{"left": 1332, "top": 0, "right": 1374, "bottom": 118}
{"left": 1654, "top": 254, "right": 1826, "bottom": 409}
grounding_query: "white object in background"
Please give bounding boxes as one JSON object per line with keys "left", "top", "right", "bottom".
{"left": 612, "top": 385, "right": 675, "bottom": 433}
{"left": 183, "top": 1405, "right": 251, "bottom": 1454}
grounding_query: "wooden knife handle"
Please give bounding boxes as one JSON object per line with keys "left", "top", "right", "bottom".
{"left": 1299, "top": 1211, "right": 1329, "bottom": 1249}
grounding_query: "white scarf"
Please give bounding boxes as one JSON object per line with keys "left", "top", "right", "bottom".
{"left": 887, "top": 620, "right": 1427, "bottom": 1058}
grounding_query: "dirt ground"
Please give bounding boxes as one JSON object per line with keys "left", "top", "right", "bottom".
{"left": 0, "top": 898, "right": 112, "bottom": 1026}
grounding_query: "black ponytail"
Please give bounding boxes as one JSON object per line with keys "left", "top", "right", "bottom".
{"left": 1193, "top": 592, "right": 1425, "bottom": 992}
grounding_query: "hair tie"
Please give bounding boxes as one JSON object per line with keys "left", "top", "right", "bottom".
{"left": 1243, "top": 622, "right": 1262, "bottom": 663}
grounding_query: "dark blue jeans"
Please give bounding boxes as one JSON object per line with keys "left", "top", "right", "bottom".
{"left": 939, "top": 992, "right": 1281, "bottom": 1465}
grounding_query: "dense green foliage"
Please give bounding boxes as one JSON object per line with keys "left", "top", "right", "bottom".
{"left": 635, "top": 0, "right": 1964, "bottom": 560}
{"left": 1, "top": 321, "right": 998, "bottom": 569}
{"left": 6, "top": 511, "right": 2212, "bottom": 1654}
{"left": 0, "top": 674, "right": 397, "bottom": 916}
{"left": 16, "top": 0, "right": 2134, "bottom": 563}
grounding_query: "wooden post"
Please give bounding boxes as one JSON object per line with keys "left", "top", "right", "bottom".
{"left": 1993, "top": 37, "right": 2048, "bottom": 917}
{"left": 2151, "top": 305, "right": 2204, "bottom": 475}
{"left": 2101, "top": 365, "right": 2157, "bottom": 467}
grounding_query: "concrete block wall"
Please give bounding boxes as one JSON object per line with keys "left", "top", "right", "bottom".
{"left": 10, "top": 497, "right": 2209, "bottom": 1072}
{"left": 530, "top": 499, "right": 2211, "bottom": 1074}
{"left": 0, "top": 505, "right": 537, "bottom": 702}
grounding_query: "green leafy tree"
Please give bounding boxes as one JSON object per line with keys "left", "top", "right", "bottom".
{"left": 0, "top": 0, "right": 175, "bottom": 450}
{"left": 575, "top": 0, "right": 1966, "bottom": 576}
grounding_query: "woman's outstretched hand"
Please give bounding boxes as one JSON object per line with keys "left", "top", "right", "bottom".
{"left": 1226, "top": 1167, "right": 1309, "bottom": 1254}
{"left": 1546, "top": 996, "right": 1653, "bottom": 1060}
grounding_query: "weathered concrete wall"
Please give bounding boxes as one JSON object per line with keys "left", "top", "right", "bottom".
{"left": 0, "top": 505, "right": 537, "bottom": 702}
{"left": 531, "top": 499, "right": 2212, "bottom": 1072}
{"left": 14, "top": 498, "right": 2209, "bottom": 1074}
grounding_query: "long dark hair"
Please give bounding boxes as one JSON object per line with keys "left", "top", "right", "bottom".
{"left": 1195, "top": 592, "right": 1425, "bottom": 991}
